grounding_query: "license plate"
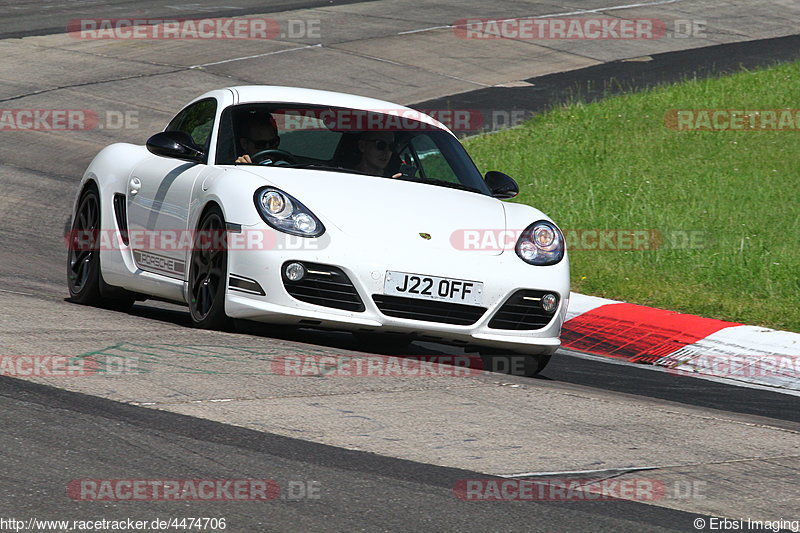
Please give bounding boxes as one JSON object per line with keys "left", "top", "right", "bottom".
{"left": 384, "top": 271, "right": 483, "bottom": 305}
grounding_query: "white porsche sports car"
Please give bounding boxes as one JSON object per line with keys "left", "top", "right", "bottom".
{"left": 67, "top": 86, "right": 569, "bottom": 375}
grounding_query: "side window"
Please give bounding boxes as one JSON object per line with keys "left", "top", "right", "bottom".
{"left": 166, "top": 98, "right": 217, "bottom": 150}
{"left": 406, "top": 134, "right": 460, "bottom": 183}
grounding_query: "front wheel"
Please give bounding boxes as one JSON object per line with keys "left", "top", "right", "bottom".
{"left": 188, "top": 205, "right": 231, "bottom": 330}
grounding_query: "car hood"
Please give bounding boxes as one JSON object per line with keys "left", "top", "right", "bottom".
{"left": 238, "top": 166, "right": 507, "bottom": 255}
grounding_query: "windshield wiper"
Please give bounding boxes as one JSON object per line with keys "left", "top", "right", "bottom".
{"left": 283, "top": 164, "right": 374, "bottom": 176}
{"left": 396, "top": 176, "right": 482, "bottom": 194}
{"left": 253, "top": 165, "right": 483, "bottom": 193}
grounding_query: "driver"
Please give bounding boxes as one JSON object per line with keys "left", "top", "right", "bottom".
{"left": 235, "top": 112, "right": 280, "bottom": 164}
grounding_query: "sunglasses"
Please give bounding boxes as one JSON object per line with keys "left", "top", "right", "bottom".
{"left": 362, "top": 139, "right": 396, "bottom": 152}
{"left": 250, "top": 137, "right": 280, "bottom": 150}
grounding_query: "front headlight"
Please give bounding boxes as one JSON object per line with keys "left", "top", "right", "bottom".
{"left": 516, "top": 220, "right": 564, "bottom": 266}
{"left": 254, "top": 187, "right": 325, "bottom": 237}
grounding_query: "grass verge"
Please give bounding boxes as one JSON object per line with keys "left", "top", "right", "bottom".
{"left": 463, "top": 60, "right": 800, "bottom": 331}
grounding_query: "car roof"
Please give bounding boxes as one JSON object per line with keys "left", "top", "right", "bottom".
{"left": 195, "top": 86, "right": 450, "bottom": 133}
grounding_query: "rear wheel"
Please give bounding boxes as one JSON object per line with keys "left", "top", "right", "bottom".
{"left": 67, "top": 185, "right": 134, "bottom": 311}
{"left": 188, "top": 205, "right": 231, "bottom": 330}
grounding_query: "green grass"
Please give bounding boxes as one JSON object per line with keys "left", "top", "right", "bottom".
{"left": 463, "top": 60, "right": 800, "bottom": 332}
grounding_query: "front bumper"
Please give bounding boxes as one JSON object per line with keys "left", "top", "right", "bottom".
{"left": 224, "top": 231, "right": 569, "bottom": 354}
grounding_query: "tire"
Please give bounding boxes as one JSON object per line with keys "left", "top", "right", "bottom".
{"left": 67, "top": 184, "right": 134, "bottom": 312}
{"left": 525, "top": 353, "right": 552, "bottom": 376}
{"left": 188, "top": 205, "right": 231, "bottom": 330}
{"left": 478, "top": 350, "right": 552, "bottom": 377}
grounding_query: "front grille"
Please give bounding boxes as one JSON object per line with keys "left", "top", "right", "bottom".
{"left": 372, "top": 295, "right": 486, "bottom": 326}
{"left": 282, "top": 261, "right": 365, "bottom": 312}
{"left": 488, "top": 290, "right": 558, "bottom": 330}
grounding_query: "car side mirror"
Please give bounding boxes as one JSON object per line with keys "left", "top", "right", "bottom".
{"left": 146, "top": 131, "right": 205, "bottom": 162}
{"left": 485, "top": 171, "right": 519, "bottom": 199}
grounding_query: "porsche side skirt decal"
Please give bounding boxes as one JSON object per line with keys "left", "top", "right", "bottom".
{"left": 133, "top": 250, "right": 185, "bottom": 278}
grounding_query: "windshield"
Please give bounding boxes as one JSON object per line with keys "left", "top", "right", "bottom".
{"left": 215, "top": 103, "right": 491, "bottom": 195}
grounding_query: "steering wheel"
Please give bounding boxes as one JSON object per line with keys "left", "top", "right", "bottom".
{"left": 396, "top": 159, "right": 418, "bottom": 179}
{"left": 252, "top": 149, "right": 297, "bottom": 166}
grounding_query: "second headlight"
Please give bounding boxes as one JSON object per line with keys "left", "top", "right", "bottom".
{"left": 254, "top": 187, "right": 325, "bottom": 237}
{"left": 516, "top": 220, "right": 565, "bottom": 266}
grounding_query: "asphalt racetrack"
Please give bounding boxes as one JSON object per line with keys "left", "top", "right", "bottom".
{"left": 1, "top": 1, "right": 798, "bottom": 531}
